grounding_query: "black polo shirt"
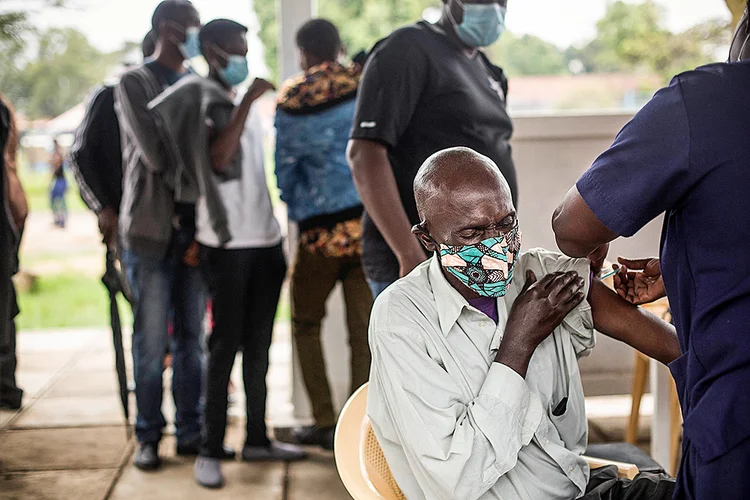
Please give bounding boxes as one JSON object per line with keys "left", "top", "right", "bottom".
{"left": 351, "top": 21, "right": 516, "bottom": 283}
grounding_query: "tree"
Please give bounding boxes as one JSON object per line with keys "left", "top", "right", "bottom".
{"left": 486, "top": 33, "right": 569, "bottom": 77}
{"left": 0, "top": 0, "right": 66, "bottom": 42}
{"left": 17, "top": 28, "right": 119, "bottom": 118}
{"left": 569, "top": 1, "right": 730, "bottom": 81}
{"left": 252, "top": 0, "right": 438, "bottom": 82}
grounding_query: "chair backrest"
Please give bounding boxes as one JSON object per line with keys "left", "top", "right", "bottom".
{"left": 335, "top": 383, "right": 406, "bottom": 500}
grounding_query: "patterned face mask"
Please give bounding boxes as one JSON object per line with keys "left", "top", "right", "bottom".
{"left": 438, "top": 226, "right": 522, "bottom": 297}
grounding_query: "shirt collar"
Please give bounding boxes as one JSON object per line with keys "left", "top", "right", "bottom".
{"left": 428, "top": 255, "right": 471, "bottom": 336}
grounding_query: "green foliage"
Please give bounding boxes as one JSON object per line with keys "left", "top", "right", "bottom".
{"left": 487, "top": 33, "right": 569, "bottom": 77}
{"left": 253, "top": 0, "right": 438, "bottom": 82}
{"left": 16, "top": 28, "right": 118, "bottom": 118}
{"left": 16, "top": 274, "right": 131, "bottom": 330}
{"left": 253, "top": 0, "right": 729, "bottom": 85}
{"left": 568, "top": 1, "right": 730, "bottom": 80}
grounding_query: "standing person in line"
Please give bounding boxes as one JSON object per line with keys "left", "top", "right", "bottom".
{"left": 70, "top": 30, "right": 157, "bottom": 251}
{"left": 348, "top": 0, "right": 516, "bottom": 297}
{"left": 50, "top": 139, "right": 67, "bottom": 228}
{"left": 0, "top": 95, "right": 28, "bottom": 411}
{"left": 150, "top": 19, "right": 307, "bottom": 489}
{"left": 552, "top": 6, "right": 750, "bottom": 497}
{"left": 275, "top": 19, "right": 373, "bottom": 451}
{"left": 115, "top": 0, "right": 204, "bottom": 471}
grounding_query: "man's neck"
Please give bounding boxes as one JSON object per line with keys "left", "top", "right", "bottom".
{"left": 208, "top": 72, "right": 232, "bottom": 93}
{"left": 153, "top": 41, "right": 186, "bottom": 73}
{"left": 435, "top": 15, "right": 479, "bottom": 59}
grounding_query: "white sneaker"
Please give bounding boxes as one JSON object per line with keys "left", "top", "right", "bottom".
{"left": 195, "top": 456, "right": 224, "bottom": 489}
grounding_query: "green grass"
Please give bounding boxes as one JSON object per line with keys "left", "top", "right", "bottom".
{"left": 18, "top": 169, "right": 86, "bottom": 214}
{"left": 16, "top": 274, "right": 131, "bottom": 330}
{"left": 16, "top": 273, "right": 291, "bottom": 330}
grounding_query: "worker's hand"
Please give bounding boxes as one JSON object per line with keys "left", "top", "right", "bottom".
{"left": 503, "top": 271, "right": 585, "bottom": 353}
{"left": 588, "top": 243, "right": 609, "bottom": 275}
{"left": 183, "top": 241, "right": 200, "bottom": 268}
{"left": 613, "top": 257, "right": 665, "bottom": 305}
{"left": 246, "top": 78, "right": 276, "bottom": 102}
{"left": 98, "top": 207, "right": 118, "bottom": 250}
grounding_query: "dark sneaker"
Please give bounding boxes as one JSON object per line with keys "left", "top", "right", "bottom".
{"left": 195, "top": 456, "right": 224, "bottom": 489}
{"left": 294, "top": 425, "right": 335, "bottom": 451}
{"left": 0, "top": 399, "right": 22, "bottom": 411}
{"left": 242, "top": 442, "right": 307, "bottom": 462}
{"left": 134, "top": 442, "right": 161, "bottom": 471}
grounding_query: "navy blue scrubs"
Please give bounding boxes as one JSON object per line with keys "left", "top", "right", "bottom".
{"left": 577, "top": 61, "right": 750, "bottom": 499}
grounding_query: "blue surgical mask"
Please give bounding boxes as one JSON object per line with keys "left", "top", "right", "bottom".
{"left": 180, "top": 27, "right": 202, "bottom": 60}
{"left": 449, "top": 1, "right": 507, "bottom": 48}
{"left": 219, "top": 55, "right": 250, "bottom": 87}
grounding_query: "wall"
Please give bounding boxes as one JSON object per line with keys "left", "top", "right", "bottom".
{"left": 513, "top": 112, "right": 663, "bottom": 395}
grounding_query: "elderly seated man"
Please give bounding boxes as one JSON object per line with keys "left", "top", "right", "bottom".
{"left": 366, "top": 147, "right": 679, "bottom": 500}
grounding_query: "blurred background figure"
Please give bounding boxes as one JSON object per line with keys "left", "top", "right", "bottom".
{"left": 275, "top": 18, "right": 372, "bottom": 451}
{"left": 150, "top": 17, "right": 306, "bottom": 489}
{"left": 49, "top": 139, "right": 67, "bottom": 228}
{"left": 115, "top": 0, "right": 204, "bottom": 472}
{"left": 0, "top": 94, "right": 28, "bottom": 410}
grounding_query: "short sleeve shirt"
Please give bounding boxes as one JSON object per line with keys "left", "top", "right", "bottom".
{"left": 576, "top": 61, "right": 750, "bottom": 464}
{"left": 351, "top": 22, "right": 516, "bottom": 282}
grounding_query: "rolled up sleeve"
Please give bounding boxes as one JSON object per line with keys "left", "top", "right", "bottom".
{"left": 522, "top": 248, "right": 596, "bottom": 356}
{"left": 369, "top": 329, "right": 544, "bottom": 500}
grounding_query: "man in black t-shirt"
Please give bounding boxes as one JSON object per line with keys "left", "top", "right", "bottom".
{"left": 348, "top": 0, "right": 515, "bottom": 296}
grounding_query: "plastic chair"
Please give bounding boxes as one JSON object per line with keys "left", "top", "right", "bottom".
{"left": 335, "top": 383, "right": 640, "bottom": 500}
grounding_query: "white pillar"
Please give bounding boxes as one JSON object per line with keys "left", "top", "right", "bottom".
{"left": 279, "top": 0, "right": 316, "bottom": 79}
{"left": 650, "top": 362, "right": 673, "bottom": 468}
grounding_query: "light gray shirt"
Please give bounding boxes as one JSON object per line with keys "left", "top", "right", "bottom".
{"left": 367, "top": 249, "right": 596, "bottom": 500}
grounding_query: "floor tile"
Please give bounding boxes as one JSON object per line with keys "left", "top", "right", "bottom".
{"left": 287, "top": 448, "right": 350, "bottom": 500}
{"left": 12, "top": 397, "right": 126, "bottom": 429}
{"left": 0, "top": 469, "right": 116, "bottom": 500}
{"left": 0, "top": 426, "right": 129, "bottom": 472}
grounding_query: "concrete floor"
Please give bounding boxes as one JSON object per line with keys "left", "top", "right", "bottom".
{"left": 0, "top": 326, "right": 652, "bottom": 500}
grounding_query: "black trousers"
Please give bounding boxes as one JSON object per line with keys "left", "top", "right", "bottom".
{"left": 199, "top": 244, "right": 286, "bottom": 458}
{"left": 583, "top": 466, "right": 675, "bottom": 500}
{"left": 0, "top": 284, "right": 22, "bottom": 407}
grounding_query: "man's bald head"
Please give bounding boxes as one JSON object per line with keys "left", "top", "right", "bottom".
{"left": 414, "top": 147, "right": 513, "bottom": 226}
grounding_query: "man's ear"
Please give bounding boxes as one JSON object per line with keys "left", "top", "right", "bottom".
{"left": 413, "top": 224, "right": 438, "bottom": 253}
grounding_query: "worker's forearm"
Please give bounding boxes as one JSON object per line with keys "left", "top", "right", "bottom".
{"left": 210, "top": 96, "right": 254, "bottom": 173}
{"left": 590, "top": 279, "right": 681, "bottom": 365}
{"left": 348, "top": 142, "right": 424, "bottom": 261}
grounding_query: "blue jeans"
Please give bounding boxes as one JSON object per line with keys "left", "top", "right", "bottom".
{"left": 368, "top": 280, "right": 394, "bottom": 299}
{"left": 122, "top": 242, "right": 206, "bottom": 445}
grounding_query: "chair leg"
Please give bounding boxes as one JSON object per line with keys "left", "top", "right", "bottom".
{"left": 670, "top": 381, "right": 682, "bottom": 476}
{"left": 626, "top": 352, "right": 649, "bottom": 445}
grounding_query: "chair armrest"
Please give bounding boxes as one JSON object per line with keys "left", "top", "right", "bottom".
{"left": 583, "top": 455, "right": 640, "bottom": 480}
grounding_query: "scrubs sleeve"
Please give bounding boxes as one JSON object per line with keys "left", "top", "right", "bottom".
{"left": 576, "top": 76, "right": 692, "bottom": 237}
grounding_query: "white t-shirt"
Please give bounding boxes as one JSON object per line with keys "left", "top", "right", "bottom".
{"left": 196, "top": 101, "right": 282, "bottom": 249}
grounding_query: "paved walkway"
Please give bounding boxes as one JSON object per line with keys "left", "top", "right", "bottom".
{"left": 0, "top": 325, "right": 652, "bottom": 499}
{"left": 0, "top": 325, "right": 349, "bottom": 500}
